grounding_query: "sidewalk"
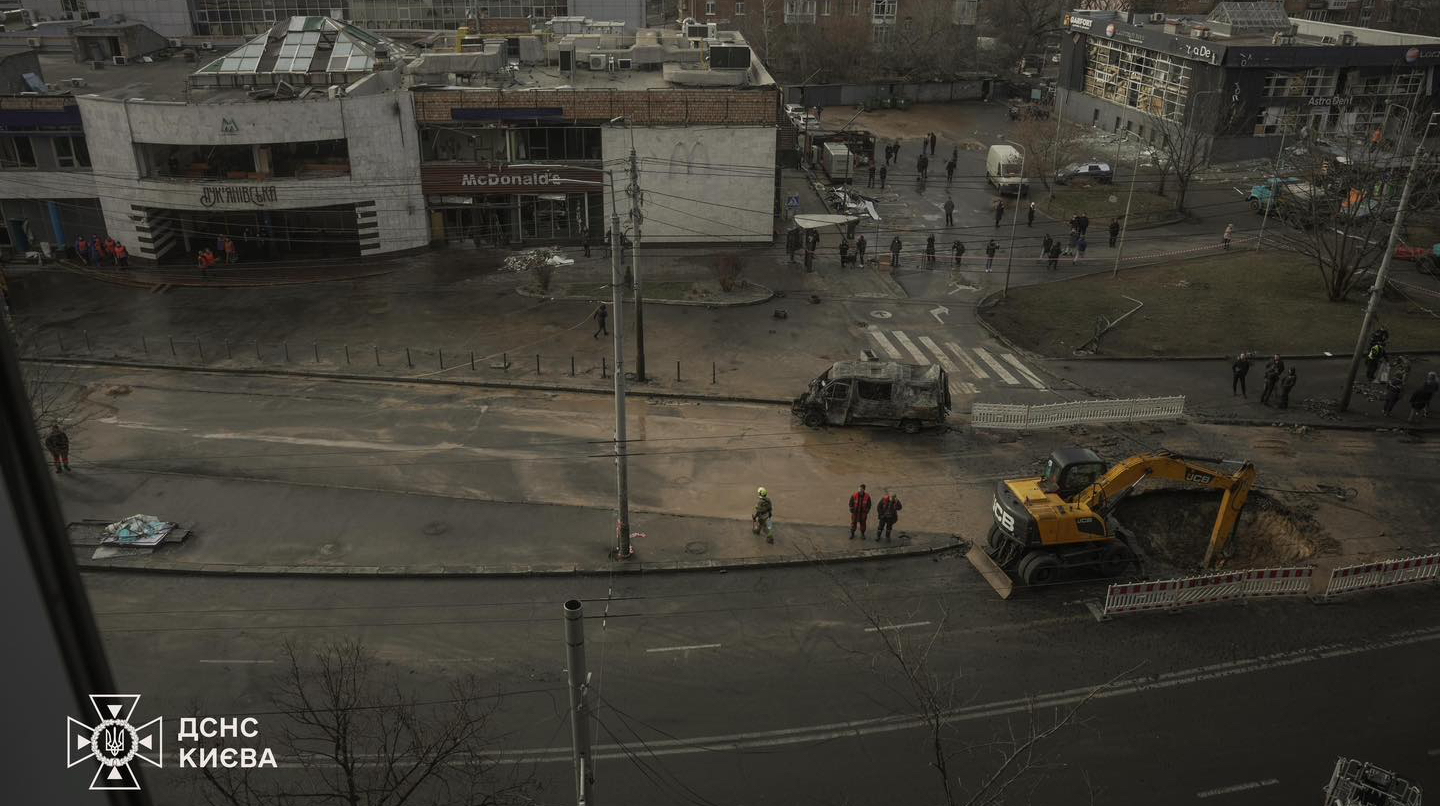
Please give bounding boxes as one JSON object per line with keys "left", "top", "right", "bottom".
{"left": 62, "top": 472, "right": 959, "bottom": 576}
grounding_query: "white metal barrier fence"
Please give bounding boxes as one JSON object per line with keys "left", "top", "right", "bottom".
{"left": 1319, "top": 553, "right": 1440, "bottom": 599}
{"left": 971, "top": 396, "right": 1185, "bottom": 430}
{"left": 1101, "top": 566, "right": 1314, "bottom": 618}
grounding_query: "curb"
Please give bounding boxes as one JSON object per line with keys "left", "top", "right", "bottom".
{"left": 514, "top": 281, "right": 776, "bottom": 308}
{"left": 1193, "top": 415, "right": 1438, "bottom": 434}
{"left": 51, "top": 259, "right": 401, "bottom": 289}
{"left": 76, "top": 537, "right": 966, "bottom": 578}
{"left": 23, "top": 356, "right": 794, "bottom": 406}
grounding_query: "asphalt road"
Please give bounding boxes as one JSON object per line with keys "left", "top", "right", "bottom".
{"left": 84, "top": 555, "right": 1440, "bottom": 805}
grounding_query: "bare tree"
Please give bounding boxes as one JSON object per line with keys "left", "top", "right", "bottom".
{"left": 1273, "top": 130, "right": 1439, "bottom": 301}
{"left": 983, "top": 0, "right": 1066, "bottom": 67}
{"left": 811, "top": 555, "right": 1121, "bottom": 806}
{"left": 196, "top": 638, "right": 538, "bottom": 806}
{"left": 1010, "top": 117, "right": 1088, "bottom": 194}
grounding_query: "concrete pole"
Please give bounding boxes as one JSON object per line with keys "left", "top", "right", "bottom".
{"left": 1003, "top": 142, "right": 1025, "bottom": 298}
{"left": 1338, "top": 139, "right": 1427, "bottom": 413}
{"left": 1255, "top": 126, "right": 1286, "bottom": 252}
{"left": 608, "top": 172, "right": 632, "bottom": 559}
{"left": 564, "top": 600, "right": 595, "bottom": 806}
{"left": 1112, "top": 135, "right": 1140, "bottom": 278}
{"left": 629, "top": 147, "right": 646, "bottom": 383}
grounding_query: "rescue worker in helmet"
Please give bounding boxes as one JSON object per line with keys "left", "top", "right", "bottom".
{"left": 753, "top": 487, "right": 774, "bottom": 544}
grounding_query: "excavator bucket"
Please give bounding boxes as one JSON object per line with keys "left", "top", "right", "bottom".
{"left": 966, "top": 543, "right": 1015, "bottom": 599}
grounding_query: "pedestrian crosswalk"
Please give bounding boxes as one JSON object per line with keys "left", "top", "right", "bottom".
{"left": 864, "top": 327, "right": 1046, "bottom": 397}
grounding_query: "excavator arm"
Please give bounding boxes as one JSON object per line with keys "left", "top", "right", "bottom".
{"left": 1077, "top": 453, "right": 1257, "bottom": 568}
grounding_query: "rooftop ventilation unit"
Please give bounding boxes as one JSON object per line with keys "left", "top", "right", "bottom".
{"left": 588, "top": 53, "right": 606, "bottom": 70}
{"left": 89, "top": 59, "right": 104, "bottom": 69}
{"left": 167, "top": 38, "right": 182, "bottom": 48}
{"left": 1339, "top": 30, "right": 1357, "bottom": 45}
{"left": 68, "top": 77, "right": 87, "bottom": 87}
{"left": 1150, "top": 12, "right": 1164, "bottom": 23}
{"left": 616, "top": 57, "right": 631, "bottom": 69}
{"left": 112, "top": 55, "right": 128, "bottom": 65}
{"left": 685, "top": 23, "right": 708, "bottom": 38}
{"left": 709, "top": 44, "right": 751, "bottom": 70}
{"left": 26, "top": 37, "right": 40, "bottom": 48}
{"left": 200, "top": 41, "right": 214, "bottom": 50}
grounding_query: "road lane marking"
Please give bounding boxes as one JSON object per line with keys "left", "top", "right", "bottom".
{"left": 865, "top": 325, "right": 904, "bottom": 359}
{"left": 918, "top": 336, "right": 958, "bottom": 373}
{"left": 1196, "top": 779, "right": 1279, "bottom": 799}
{"left": 890, "top": 331, "right": 931, "bottom": 365}
{"left": 945, "top": 342, "right": 988, "bottom": 379}
{"left": 863, "top": 620, "right": 932, "bottom": 633}
{"left": 973, "top": 348, "right": 1019, "bottom": 385}
{"left": 950, "top": 381, "right": 978, "bottom": 397}
{"left": 486, "top": 624, "right": 1440, "bottom": 765}
{"left": 198, "top": 659, "right": 274, "bottom": 665}
{"left": 1001, "top": 353, "right": 1047, "bottom": 389}
{"left": 646, "top": 643, "right": 722, "bottom": 653}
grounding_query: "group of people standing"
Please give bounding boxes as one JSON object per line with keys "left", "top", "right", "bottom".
{"left": 1365, "top": 327, "right": 1437, "bottom": 421}
{"left": 750, "top": 484, "right": 905, "bottom": 544}
{"left": 196, "top": 236, "right": 240, "bottom": 276}
{"left": 787, "top": 222, "right": 867, "bottom": 271}
{"left": 74, "top": 235, "right": 128, "bottom": 268}
{"left": 1231, "top": 352, "right": 1299, "bottom": 408}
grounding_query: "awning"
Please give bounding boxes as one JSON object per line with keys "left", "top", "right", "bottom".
{"left": 793, "top": 213, "right": 860, "bottom": 229}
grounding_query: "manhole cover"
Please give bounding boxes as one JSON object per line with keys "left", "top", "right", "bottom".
{"left": 422, "top": 521, "right": 449, "bottom": 536}
{"left": 684, "top": 541, "right": 709, "bottom": 555}
{"left": 870, "top": 310, "right": 892, "bottom": 319}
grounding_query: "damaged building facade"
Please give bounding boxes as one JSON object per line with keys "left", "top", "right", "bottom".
{"left": 1055, "top": 1, "right": 1440, "bottom": 161}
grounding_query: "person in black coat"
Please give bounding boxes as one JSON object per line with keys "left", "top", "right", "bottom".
{"left": 1232, "top": 352, "right": 1252, "bottom": 397}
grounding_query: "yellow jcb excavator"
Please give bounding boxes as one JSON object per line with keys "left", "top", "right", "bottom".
{"left": 967, "top": 448, "right": 1257, "bottom": 598}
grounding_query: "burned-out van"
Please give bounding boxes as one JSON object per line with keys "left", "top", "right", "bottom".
{"left": 792, "top": 360, "right": 950, "bottom": 433}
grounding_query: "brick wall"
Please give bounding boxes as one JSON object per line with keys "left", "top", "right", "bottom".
{"left": 413, "top": 87, "right": 781, "bottom": 125}
{"left": 0, "top": 95, "right": 76, "bottom": 111}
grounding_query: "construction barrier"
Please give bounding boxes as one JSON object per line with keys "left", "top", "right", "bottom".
{"left": 1101, "top": 565, "right": 1314, "bottom": 619}
{"left": 971, "top": 396, "right": 1185, "bottom": 430}
{"left": 1320, "top": 552, "right": 1440, "bottom": 600}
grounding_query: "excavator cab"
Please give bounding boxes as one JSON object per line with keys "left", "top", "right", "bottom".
{"left": 1038, "top": 448, "right": 1108, "bottom": 501}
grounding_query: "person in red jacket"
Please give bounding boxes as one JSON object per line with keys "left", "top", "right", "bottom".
{"left": 848, "top": 484, "right": 873, "bottom": 540}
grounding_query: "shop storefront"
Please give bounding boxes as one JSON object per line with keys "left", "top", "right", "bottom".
{"left": 422, "top": 164, "right": 605, "bottom": 246}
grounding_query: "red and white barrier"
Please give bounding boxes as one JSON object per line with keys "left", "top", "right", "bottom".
{"left": 1321, "top": 553, "right": 1440, "bottom": 599}
{"left": 1243, "top": 567, "right": 1314, "bottom": 597}
{"left": 1101, "top": 566, "right": 1314, "bottom": 619}
{"left": 1100, "top": 579, "right": 1180, "bottom": 616}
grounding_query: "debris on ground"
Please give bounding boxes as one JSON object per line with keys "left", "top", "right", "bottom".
{"left": 102, "top": 514, "right": 177, "bottom": 547}
{"left": 1115, "top": 489, "right": 1338, "bottom": 573}
{"left": 1299, "top": 397, "right": 1342, "bottom": 420}
{"left": 103, "top": 385, "right": 132, "bottom": 396}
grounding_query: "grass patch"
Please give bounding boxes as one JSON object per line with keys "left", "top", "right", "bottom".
{"left": 1035, "top": 183, "right": 1177, "bottom": 229}
{"left": 535, "top": 280, "right": 761, "bottom": 302}
{"left": 981, "top": 250, "right": 1440, "bottom": 357}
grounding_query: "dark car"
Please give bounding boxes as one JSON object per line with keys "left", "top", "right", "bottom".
{"left": 1054, "top": 161, "right": 1114, "bottom": 185}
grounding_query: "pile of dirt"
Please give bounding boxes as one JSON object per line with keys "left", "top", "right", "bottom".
{"left": 1114, "top": 489, "right": 1338, "bottom": 574}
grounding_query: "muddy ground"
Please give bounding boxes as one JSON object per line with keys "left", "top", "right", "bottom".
{"left": 1115, "top": 488, "right": 1342, "bottom": 575}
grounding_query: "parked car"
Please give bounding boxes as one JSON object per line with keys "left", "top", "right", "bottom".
{"left": 1054, "top": 161, "right": 1113, "bottom": 185}
{"left": 1246, "top": 176, "right": 1303, "bottom": 213}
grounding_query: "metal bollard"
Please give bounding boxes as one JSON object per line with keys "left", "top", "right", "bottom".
{"left": 502, "top": 352, "right": 508, "bottom": 370}
{"left": 571, "top": 355, "right": 576, "bottom": 376}
{"left": 141, "top": 335, "right": 148, "bottom": 356}
{"left": 283, "top": 341, "right": 290, "bottom": 363}
{"left": 313, "top": 341, "right": 320, "bottom": 363}
{"left": 196, "top": 337, "right": 204, "bottom": 362}
{"left": 470, "top": 350, "right": 475, "bottom": 371}
{"left": 169, "top": 335, "right": 176, "bottom": 357}
{"left": 225, "top": 339, "right": 232, "bottom": 359}
{"left": 84, "top": 330, "right": 92, "bottom": 354}
{"left": 344, "top": 344, "right": 350, "bottom": 365}
{"left": 535, "top": 354, "right": 540, "bottom": 375}
{"left": 374, "top": 345, "right": 380, "bottom": 366}
{"left": 438, "top": 348, "right": 444, "bottom": 370}
{"left": 712, "top": 361, "right": 717, "bottom": 384}
{"left": 676, "top": 360, "right": 681, "bottom": 382}
{"left": 405, "top": 347, "right": 412, "bottom": 368}
{"left": 57, "top": 332, "right": 64, "bottom": 353}
{"left": 255, "top": 340, "right": 261, "bottom": 361}
{"left": 602, "top": 356, "right": 607, "bottom": 378}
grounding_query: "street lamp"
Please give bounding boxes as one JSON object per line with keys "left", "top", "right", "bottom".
{"left": 1001, "top": 139, "right": 1025, "bottom": 298}
{"left": 1111, "top": 129, "right": 1143, "bottom": 278}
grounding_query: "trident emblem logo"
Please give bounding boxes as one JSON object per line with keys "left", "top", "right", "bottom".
{"left": 66, "top": 695, "right": 163, "bottom": 790}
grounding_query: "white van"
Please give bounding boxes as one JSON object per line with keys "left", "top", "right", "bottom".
{"left": 986, "top": 145, "right": 1029, "bottom": 195}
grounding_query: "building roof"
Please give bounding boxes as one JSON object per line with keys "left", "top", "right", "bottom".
{"left": 38, "top": 51, "right": 199, "bottom": 102}
{"left": 194, "top": 16, "right": 410, "bottom": 80}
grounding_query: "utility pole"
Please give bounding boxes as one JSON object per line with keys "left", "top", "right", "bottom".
{"left": 1002, "top": 141, "right": 1025, "bottom": 298}
{"left": 628, "top": 147, "right": 646, "bottom": 383}
{"left": 607, "top": 172, "right": 632, "bottom": 559}
{"left": 1113, "top": 133, "right": 1140, "bottom": 278}
{"left": 1338, "top": 137, "right": 1428, "bottom": 413}
{"left": 563, "top": 600, "right": 595, "bottom": 806}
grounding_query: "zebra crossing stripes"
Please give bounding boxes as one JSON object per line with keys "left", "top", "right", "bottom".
{"left": 890, "top": 330, "right": 931, "bottom": 365}
{"left": 863, "top": 329, "right": 1046, "bottom": 391}
{"left": 971, "top": 347, "right": 1019, "bottom": 385}
{"left": 865, "top": 325, "right": 904, "bottom": 360}
{"left": 945, "top": 342, "right": 988, "bottom": 379}
{"left": 1001, "top": 353, "right": 1046, "bottom": 389}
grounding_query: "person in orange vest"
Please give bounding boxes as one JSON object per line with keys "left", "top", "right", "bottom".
{"left": 848, "top": 483, "right": 873, "bottom": 540}
{"left": 114, "top": 242, "right": 128, "bottom": 267}
{"left": 224, "top": 236, "right": 237, "bottom": 264}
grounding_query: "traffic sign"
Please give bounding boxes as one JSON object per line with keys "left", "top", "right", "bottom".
{"left": 786, "top": 194, "right": 800, "bottom": 211}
